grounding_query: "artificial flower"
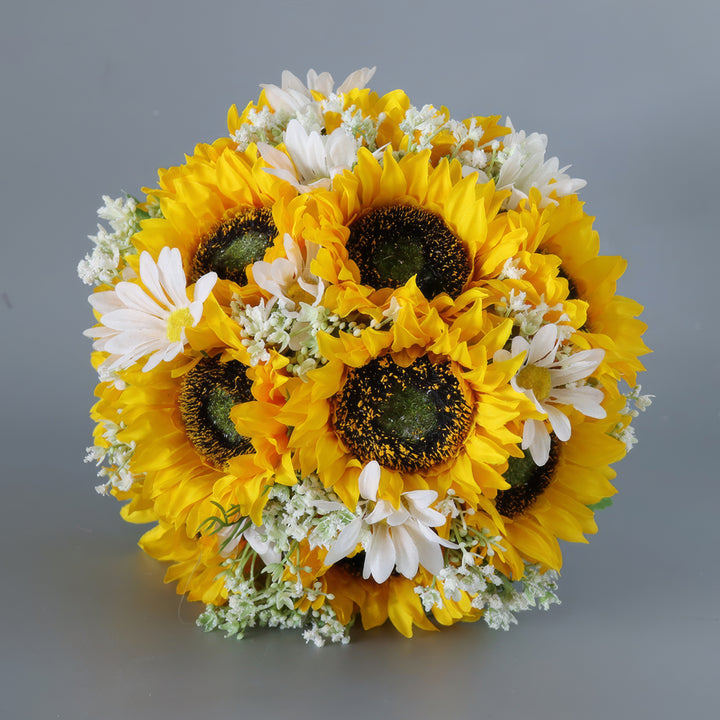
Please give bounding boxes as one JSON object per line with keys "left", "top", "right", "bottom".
{"left": 84, "top": 247, "right": 216, "bottom": 373}
{"left": 323, "top": 461, "right": 456, "bottom": 582}
{"left": 82, "top": 66, "right": 650, "bottom": 646}
{"left": 494, "top": 323, "right": 606, "bottom": 465}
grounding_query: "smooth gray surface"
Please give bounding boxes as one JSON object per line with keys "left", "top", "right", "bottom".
{"left": 2, "top": 1, "right": 718, "bottom": 718}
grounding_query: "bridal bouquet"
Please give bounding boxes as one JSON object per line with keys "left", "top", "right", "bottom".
{"left": 80, "top": 67, "right": 650, "bottom": 645}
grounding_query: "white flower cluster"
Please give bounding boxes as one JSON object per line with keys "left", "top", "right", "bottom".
{"left": 84, "top": 418, "right": 141, "bottom": 495}
{"left": 461, "top": 120, "right": 586, "bottom": 210}
{"left": 77, "top": 195, "right": 160, "bottom": 286}
{"left": 198, "top": 475, "right": 351, "bottom": 645}
{"left": 399, "top": 104, "right": 449, "bottom": 152}
{"left": 232, "top": 68, "right": 583, "bottom": 210}
{"left": 200, "top": 475, "right": 558, "bottom": 644}
{"left": 231, "top": 296, "right": 378, "bottom": 379}
{"left": 415, "top": 492, "right": 561, "bottom": 630}
{"left": 495, "top": 285, "right": 575, "bottom": 342}
{"left": 197, "top": 573, "right": 350, "bottom": 647}
{"left": 611, "top": 384, "right": 654, "bottom": 452}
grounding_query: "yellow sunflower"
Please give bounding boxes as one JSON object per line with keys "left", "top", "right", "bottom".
{"left": 276, "top": 286, "right": 534, "bottom": 514}
{"left": 281, "top": 542, "right": 478, "bottom": 637}
{"left": 465, "top": 390, "right": 628, "bottom": 581}
{"left": 507, "top": 189, "right": 650, "bottom": 385}
{"left": 133, "top": 144, "right": 299, "bottom": 294}
{"left": 306, "top": 147, "right": 526, "bottom": 314}
{"left": 99, "top": 355, "right": 252, "bottom": 534}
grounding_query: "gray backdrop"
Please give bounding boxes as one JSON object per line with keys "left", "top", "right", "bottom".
{"left": 2, "top": 0, "right": 718, "bottom": 718}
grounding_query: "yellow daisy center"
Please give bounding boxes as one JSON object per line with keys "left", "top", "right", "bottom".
{"left": 516, "top": 365, "right": 552, "bottom": 401}
{"left": 192, "top": 207, "right": 276, "bottom": 285}
{"left": 166, "top": 307, "right": 194, "bottom": 342}
{"left": 285, "top": 282, "right": 316, "bottom": 306}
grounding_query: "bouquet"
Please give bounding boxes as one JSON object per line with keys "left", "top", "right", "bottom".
{"left": 80, "top": 67, "right": 650, "bottom": 645}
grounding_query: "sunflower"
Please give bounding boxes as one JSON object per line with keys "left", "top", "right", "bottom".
{"left": 277, "top": 286, "right": 533, "bottom": 515}
{"left": 467, "top": 390, "right": 628, "bottom": 580}
{"left": 306, "top": 147, "right": 526, "bottom": 314}
{"left": 280, "top": 541, "right": 478, "bottom": 637}
{"left": 133, "top": 144, "right": 299, "bottom": 295}
{"left": 506, "top": 190, "right": 650, "bottom": 385}
{"left": 95, "top": 355, "right": 250, "bottom": 533}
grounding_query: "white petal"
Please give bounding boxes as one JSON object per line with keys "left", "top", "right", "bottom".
{"left": 243, "top": 526, "right": 282, "bottom": 565}
{"left": 139, "top": 251, "right": 171, "bottom": 308}
{"left": 528, "top": 324, "right": 558, "bottom": 365}
{"left": 192, "top": 271, "right": 217, "bottom": 305}
{"left": 306, "top": 69, "right": 334, "bottom": 95}
{"left": 336, "top": 66, "right": 376, "bottom": 94}
{"left": 281, "top": 70, "right": 311, "bottom": 96}
{"left": 89, "top": 290, "right": 125, "bottom": 314}
{"left": 102, "top": 308, "right": 166, "bottom": 332}
{"left": 358, "top": 460, "right": 380, "bottom": 501}
{"left": 258, "top": 143, "right": 297, "bottom": 176}
{"left": 550, "top": 386, "right": 606, "bottom": 418}
{"left": 384, "top": 506, "right": 412, "bottom": 527}
{"left": 323, "top": 518, "right": 363, "bottom": 566}
{"left": 364, "top": 526, "right": 395, "bottom": 583}
{"left": 114, "top": 281, "right": 165, "bottom": 317}
{"left": 545, "top": 405, "right": 572, "bottom": 442}
{"left": 404, "top": 522, "right": 445, "bottom": 576}
{"left": 550, "top": 349, "right": 605, "bottom": 385}
{"left": 156, "top": 247, "right": 188, "bottom": 308}
{"left": 365, "top": 499, "right": 397, "bottom": 525}
{"left": 391, "top": 525, "right": 419, "bottom": 579}
{"left": 524, "top": 419, "right": 551, "bottom": 466}
{"left": 510, "top": 335, "right": 530, "bottom": 358}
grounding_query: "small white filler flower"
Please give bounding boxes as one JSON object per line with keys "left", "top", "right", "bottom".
{"left": 494, "top": 324, "right": 606, "bottom": 465}
{"left": 324, "top": 461, "right": 457, "bottom": 583}
{"left": 84, "top": 246, "right": 217, "bottom": 373}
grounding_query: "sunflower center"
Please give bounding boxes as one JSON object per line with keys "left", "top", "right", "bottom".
{"left": 516, "top": 365, "right": 552, "bottom": 401}
{"left": 332, "top": 355, "right": 472, "bottom": 472}
{"left": 346, "top": 205, "right": 470, "bottom": 300}
{"left": 206, "top": 387, "right": 245, "bottom": 445}
{"left": 192, "top": 207, "right": 276, "bottom": 285}
{"left": 179, "top": 358, "right": 253, "bottom": 466}
{"left": 495, "top": 444, "right": 559, "bottom": 518}
{"left": 166, "top": 307, "right": 194, "bottom": 342}
{"left": 378, "top": 385, "right": 438, "bottom": 441}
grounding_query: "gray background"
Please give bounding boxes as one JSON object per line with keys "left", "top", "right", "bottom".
{"left": 1, "top": 0, "right": 718, "bottom": 718}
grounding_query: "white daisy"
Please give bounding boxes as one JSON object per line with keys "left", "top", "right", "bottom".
{"left": 494, "top": 324, "right": 606, "bottom": 465}
{"left": 250, "top": 233, "right": 324, "bottom": 315}
{"left": 324, "top": 461, "right": 456, "bottom": 583}
{"left": 258, "top": 120, "right": 360, "bottom": 192}
{"left": 260, "top": 66, "right": 376, "bottom": 116}
{"left": 463, "top": 118, "right": 586, "bottom": 209}
{"left": 84, "top": 247, "right": 217, "bottom": 373}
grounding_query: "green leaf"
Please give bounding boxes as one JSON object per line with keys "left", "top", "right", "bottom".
{"left": 587, "top": 497, "right": 613, "bottom": 512}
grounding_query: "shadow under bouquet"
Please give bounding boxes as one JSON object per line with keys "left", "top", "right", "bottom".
{"left": 80, "top": 67, "right": 651, "bottom": 645}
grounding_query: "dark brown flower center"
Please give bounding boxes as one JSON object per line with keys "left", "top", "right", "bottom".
{"left": 495, "top": 442, "right": 560, "bottom": 518}
{"left": 346, "top": 205, "right": 470, "bottom": 299}
{"left": 180, "top": 357, "right": 253, "bottom": 466}
{"left": 332, "top": 355, "right": 472, "bottom": 472}
{"left": 192, "top": 207, "right": 276, "bottom": 285}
